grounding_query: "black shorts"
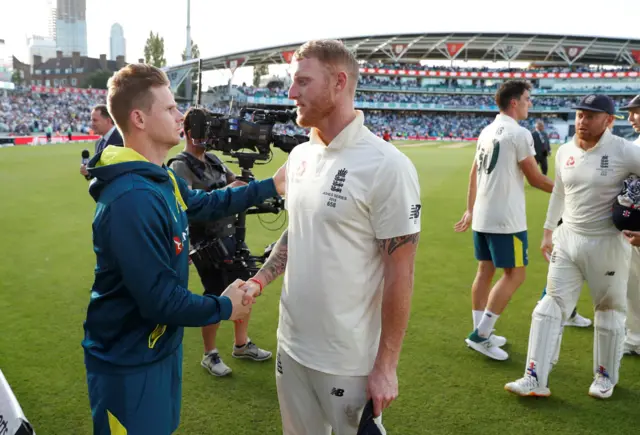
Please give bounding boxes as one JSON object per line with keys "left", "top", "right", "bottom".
{"left": 191, "top": 235, "right": 256, "bottom": 296}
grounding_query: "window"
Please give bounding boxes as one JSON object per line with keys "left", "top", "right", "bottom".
{"left": 71, "top": 78, "right": 77, "bottom": 86}
{"left": 61, "top": 79, "right": 67, "bottom": 85}
{"left": 45, "top": 69, "right": 51, "bottom": 74}
{"left": 55, "top": 69, "right": 60, "bottom": 74}
{"left": 45, "top": 80, "right": 50, "bottom": 86}
{"left": 65, "top": 68, "right": 72, "bottom": 74}
{"left": 75, "top": 68, "right": 84, "bottom": 73}
{"left": 54, "top": 79, "right": 59, "bottom": 86}
{"left": 35, "top": 69, "right": 41, "bottom": 74}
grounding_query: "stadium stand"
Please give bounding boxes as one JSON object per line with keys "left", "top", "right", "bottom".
{"left": 4, "top": 32, "right": 640, "bottom": 144}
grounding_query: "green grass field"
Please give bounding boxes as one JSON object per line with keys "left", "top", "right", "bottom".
{"left": 2, "top": 140, "right": 640, "bottom": 434}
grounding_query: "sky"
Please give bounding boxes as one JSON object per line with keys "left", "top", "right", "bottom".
{"left": 2, "top": 0, "right": 640, "bottom": 87}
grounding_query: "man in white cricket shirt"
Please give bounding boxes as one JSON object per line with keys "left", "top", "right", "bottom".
{"left": 619, "top": 95, "right": 640, "bottom": 356}
{"left": 240, "top": 40, "right": 421, "bottom": 434}
{"left": 455, "top": 80, "right": 554, "bottom": 361}
{"left": 505, "top": 94, "right": 640, "bottom": 399}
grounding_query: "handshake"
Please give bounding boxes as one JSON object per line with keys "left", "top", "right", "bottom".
{"left": 220, "top": 278, "right": 263, "bottom": 321}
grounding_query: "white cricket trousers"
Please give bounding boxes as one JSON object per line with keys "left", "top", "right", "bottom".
{"left": 626, "top": 246, "right": 640, "bottom": 347}
{"left": 547, "top": 225, "right": 630, "bottom": 318}
{"left": 275, "top": 345, "right": 386, "bottom": 435}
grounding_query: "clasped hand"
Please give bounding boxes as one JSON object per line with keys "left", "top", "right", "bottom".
{"left": 220, "top": 279, "right": 263, "bottom": 321}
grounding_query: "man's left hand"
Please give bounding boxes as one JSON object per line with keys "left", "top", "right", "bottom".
{"left": 366, "top": 365, "right": 398, "bottom": 418}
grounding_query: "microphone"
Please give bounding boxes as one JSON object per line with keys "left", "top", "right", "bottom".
{"left": 81, "top": 149, "right": 91, "bottom": 180}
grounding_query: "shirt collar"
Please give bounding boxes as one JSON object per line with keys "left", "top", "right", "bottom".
{"left": 309, "top": 110, "right": 365, "bottom": 150}
{"left": 102, "top": 125, "right": 117, "bottom": 143}
{"left": 495, "top": 113, "right": 519, "bottom": 126}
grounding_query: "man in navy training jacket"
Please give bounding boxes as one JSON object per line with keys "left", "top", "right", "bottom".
{"left": 81, "top": 63, "right": 286, "bottom": 435}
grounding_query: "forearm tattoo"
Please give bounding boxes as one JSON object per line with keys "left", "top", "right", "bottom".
{"left": 259, "top": 229, "right": 289, "bottom": 284}
{"left": 377, "top": 233, "right": 420, "bottom": 256}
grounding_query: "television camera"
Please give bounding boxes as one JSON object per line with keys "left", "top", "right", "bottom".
{"left": 185, "top": 103, "right": 308, "bottom": 277}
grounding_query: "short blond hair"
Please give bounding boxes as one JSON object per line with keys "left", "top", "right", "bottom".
{"left": 107, "top": 63, "right": 170, "bottom": 134}
{"left": 294, "top": 40, "right": 360, "bottom": 90}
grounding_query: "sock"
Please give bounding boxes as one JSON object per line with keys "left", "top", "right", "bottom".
{"left": 477, "top": 310, "right": 499, "bottom": 338}
{"left": 234, "top": 342, "right": 247, "bottom": 349}
{"left": 570, "top": 307, "right": 577, "bottom": 319}
{"left": 205, "top": 348, "right": 218, "bottom": 356}
{"left": 472, "top": 310, "right": 484, "bottom": 329}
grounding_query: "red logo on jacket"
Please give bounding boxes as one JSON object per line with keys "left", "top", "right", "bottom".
{"left": 566, "top": 156, "right": 575, "bottom": 167}
{"left": 173, "top": 236, "right": 183, "bottom": 255}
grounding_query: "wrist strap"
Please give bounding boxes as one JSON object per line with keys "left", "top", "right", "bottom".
{"left": 248, "top": 277, "right": 264, "bottom": 294}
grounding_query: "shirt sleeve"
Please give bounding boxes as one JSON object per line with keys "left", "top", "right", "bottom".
{"left": 169, "top": 160, "right": 196, "bottom": 188}
{"left": 109, "top": 189, "right": 233, "bottom": 326}
{"left": 543, "top": 150, "right": 566, "bottom": 230}
{"left": 171, "top": 168, "right": 279, "bottom": 222}
{"left": 370, "top": 152, "right": 421, "bottom": 240}
{"left": 515, "top": 130, "right": 536, "bottom": 163}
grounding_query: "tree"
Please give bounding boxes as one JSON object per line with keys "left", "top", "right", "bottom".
{"left": 178, "top": 40, "right": 200, "bottom": 98}
{"left": 181, "top": 40, "right": 200, "bottom": 61}
{"left": 253, "top": 64, "right": 269, "bottom": 87}
{"left": 83, "top": 70, "right": 114, "bottom": 89}
{"left": 11, "top": 69, "right": 23, "bottom": 86}
{"left": 143, "top": 31, "right": 166, "bottom": 68}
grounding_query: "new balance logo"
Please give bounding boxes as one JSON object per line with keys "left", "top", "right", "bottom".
{"left": 410, "top": 204, "right": 421, "bottom": 220}
{"left": 600, "top": 155, "right": 609, "bottom": 169}
{"left": 605, "top": 271, "right": 615, "bottom": 276}
{"left": 330, "top": 388, "right": 345, "bottom": 397}
{"left": 276, "top": 353, "right": 283, "bottom": 375}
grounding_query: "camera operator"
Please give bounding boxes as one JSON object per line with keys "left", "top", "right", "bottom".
{"left": 168, "top": 107, "right": 272, "bottom": 377}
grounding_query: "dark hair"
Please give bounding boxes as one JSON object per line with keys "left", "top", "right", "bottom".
{"left": 182, "top": 106, "right": 206, "bottom": 133}
{"left": 92, "top": 104, "right": 113, "bottom": 123}
{"left": 495, "top": 80, "right": 532, "bottom": 112}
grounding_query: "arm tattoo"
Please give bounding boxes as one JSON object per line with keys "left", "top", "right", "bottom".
{"left": 377, "top": 233, "right": 420, "bottom": 256}
{"left": 258, "top": 229, "right": 289, "bottom": 284}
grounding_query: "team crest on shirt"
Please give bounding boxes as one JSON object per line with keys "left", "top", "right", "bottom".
{"left": 599, "top": 155, "right": 610, "bottom": 176}
{"left": 323, "top": 168, "right": 348, "bottom": 208}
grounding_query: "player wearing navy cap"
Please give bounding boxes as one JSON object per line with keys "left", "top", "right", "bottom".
{"left": 505, "top": 94, "right": 640, "bottom": 399}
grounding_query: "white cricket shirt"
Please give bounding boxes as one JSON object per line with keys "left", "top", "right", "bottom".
{"left": 471, "top": 114, "right": 536, "bottom": 234}
{"left": 544, "top": 129, "right": 640, "bottom": 236}
{"left": 278, "top": 110, "right": 421, "bottom": 376}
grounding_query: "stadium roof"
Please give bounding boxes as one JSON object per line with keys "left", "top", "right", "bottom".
{"left": 163, "top": 32, "right": 640, "bottom": 76}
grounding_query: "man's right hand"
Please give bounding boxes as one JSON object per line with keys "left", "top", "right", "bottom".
{"left": 80, "top": 164, "right": 89, "bottom": 177}
{"left": 240, "top": 279, "right": 262, "bottom": 306}
{"left": 221, "top": 279, "right": 252, "bottom": 321}
{"left": 541, "top": 229, "right": 554, "bottom": 262}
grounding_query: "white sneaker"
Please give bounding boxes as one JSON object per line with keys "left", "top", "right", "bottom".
{"left": 565, "top": 312, "right": 592, "bottom": 328}
{"left": 589, "top": 373, "right": 615, "bottom": 399}
{"left": 505, "top": 375, "right": 551, "bottom": 397}
{"left": 490, "top": 330, "right": 507, "bottom": 347}
{"left": 201, "top": 351, "right": 232, "bottom": 377}
{"left": 465, "top": 330, "right": 508, "bottom": 361}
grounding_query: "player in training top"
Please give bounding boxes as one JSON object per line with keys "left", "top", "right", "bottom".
{"left": 455, "top": 80, "right": 554, "bottom": 361}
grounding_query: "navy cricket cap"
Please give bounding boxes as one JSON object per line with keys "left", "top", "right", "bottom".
{"left": 572, "top": 94, "right": 616, "bottom": 115}
{"left": 357, "top": 400, "right": 384, "bottom": 435}
{"left": 620, "top": 95, "right": 640, "bottom": 111}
